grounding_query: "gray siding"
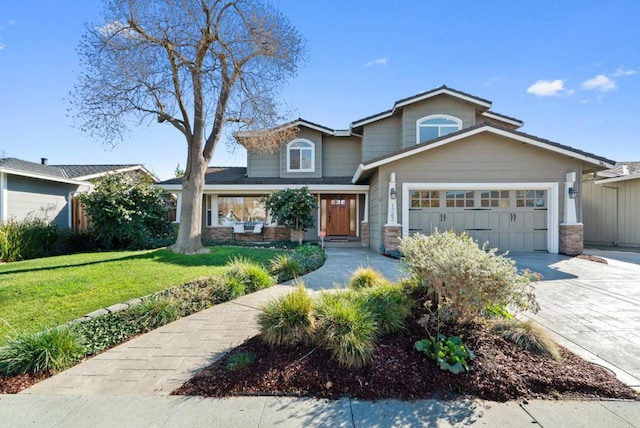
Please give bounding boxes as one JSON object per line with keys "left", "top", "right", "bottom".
{"left": 402, "top": 97, "right": 476, "bottom": 149}
{"left": 322, "top": 136, "right": 361, "bottom": 176}
{"left": 280, "top": 128, "right": 323, "bottom": 178}
{"left": 6, "top": 175, "right": 80, "bottom": 227}
{"left": 247, "top": 151, "right": 279, "bottom": 178}
{"left": 583, "top": 178, "right": 640, "bottom": 247}
{"left": 362, "top": 116, "right": 402, "bottom": 162}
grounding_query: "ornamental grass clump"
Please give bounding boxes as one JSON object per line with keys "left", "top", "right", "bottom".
{"left": 355, "top": 283, "right": 413, "bottom": 335}
{"left": 491, "top": 319, "right": 563, "bottom": 362}
{"left": 349, "top": 266, "right": 388, "bottom": 290}
{"left": 0, "top": 325, "right": 86, "bottom": 376}
{"left": 258, "top": 284, "right": 315, "bottom": 347}
{"left": 224, "top": 256, "right": 275, "bottom": 293}
{"left": 269, "top": 253, "right": 303, "bottom": 282}
{"left": 400, "top": 230, "right": 539, "bottom": 323}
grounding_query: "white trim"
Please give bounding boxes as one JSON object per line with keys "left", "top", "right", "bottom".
{"left": 159, "top": 184, "right": 370, "bottom": 193}
{"left": 174, "top": 192, "right": 182, "bottom": 223}
{"left": 352, "top": 125, "right": 614, "bottom": 183}
{"left": 481, "top": 111, "right": 523, "bottom": 127}
{"left": 72, "top": 165, "right": 157, "bottom": 182}
{"left": 351, "top": 111, "right": 394, "bottom": 128}
{"left": 415, "top": 114, "right": 462, "bottom": 145}
{"left": 594, "top": 174, "right": 640, "bottom": 184}
{"left": 0, "top": 167, "right": 92, "bottom": 187}
{"left": 401, "top": 182, "right": 560, "bottom": 254}
{"left": 0, "top": 172, "right": 7, "bottom": 222}
{"left": 286, "top": 139, "right": 315, "bottom": 173}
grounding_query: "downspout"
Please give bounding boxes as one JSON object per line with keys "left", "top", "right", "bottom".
{"left": 602, "top": 184, "right": 619, "bottom": 246}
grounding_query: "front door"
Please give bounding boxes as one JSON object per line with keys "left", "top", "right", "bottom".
{"left": 321, "top": 194, "right": 356, "bottom": 236}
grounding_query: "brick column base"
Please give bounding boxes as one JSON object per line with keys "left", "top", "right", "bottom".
{"left": 360, "top": 221, "right": 369, "bottom": 247}
{"left": 383, "top": 225, "right": 402, "bottom": 253}
{"left": 559, "top": 224, "right": 583, "bottom": 256}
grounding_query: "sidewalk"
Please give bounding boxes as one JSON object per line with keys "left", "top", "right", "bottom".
{"left": 1, "top": 247, "right": 639, "bottom": 427}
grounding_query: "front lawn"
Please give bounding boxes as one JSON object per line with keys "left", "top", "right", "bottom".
{"left": 0, "top": 247, "right": 282, "bottom": 341}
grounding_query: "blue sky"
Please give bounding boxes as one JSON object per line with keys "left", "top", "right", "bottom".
{"left": 1, "top": 1, "right": 638, "bottom": 180}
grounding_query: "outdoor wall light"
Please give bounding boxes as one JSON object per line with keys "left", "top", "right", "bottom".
{"left": 568, "top": 187, "right": 578, "bottom": 199}
{"left": 390, "top": 188, "right": 397, "bottom": 200}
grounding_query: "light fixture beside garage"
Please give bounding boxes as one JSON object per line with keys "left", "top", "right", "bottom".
{"left": 568, "top": 187, "right": 578, "bottom": 199}
{"left": 390, "top": 187, "right": 397, "bottom": 200}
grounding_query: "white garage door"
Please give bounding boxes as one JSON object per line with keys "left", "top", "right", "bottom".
{"left": 407, "top": 189, "right": 548, "bottom": 252}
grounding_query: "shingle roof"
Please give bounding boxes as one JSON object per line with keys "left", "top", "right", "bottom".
{"left": 157, "top": 167, "right": 353, "bottom": 186}
{"left": 0, "top": 158, "right": 69, "bottom": 178}
{"left": 53, "top": 164, "right": 140, "bottom": 179}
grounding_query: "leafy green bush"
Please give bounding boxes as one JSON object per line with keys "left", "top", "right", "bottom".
{"left": 76, "top": 311, "right": 140, "bottom": 355}
{"left": 314, "top": 292, "right": 377, "bottom": 368}
{"left": 0, "top": 325, "right": 86, "bottom": 375}
{"left": 483, "top": 304, "right": 514, "bottom": 320}
{"left": 224, "top": 256, "right": 275, "bottom": 293}
{"left": 0, "top": 218, "right": 61, "bottom": 262}
{"left": 290, "top": 243, "right": 326, "bottom": 276}
{"left": 356, "top": 283, "right": 413, "bottom": 335}
{"left": 225, "top": 351, "right": 257, "bottom": 371}
{"left": 491, "top": 320, "right": 562, "bottom": 362}
{"left": 258, "top": 285, "right": 315, "bottom": 347}
{"left": 78, "top": 173, "right": 172, "bottom": 250}
{"left": 415, "top": 334, "right": 475, "bottom": 374}
{"left": 349, "top": 266, "right": 387, "bottom": 290}
{"left": 400, "top": 230, "right": 539, "bottom": 323}
{"left": 269, "top": 253, "right": 303, "bottom": 282}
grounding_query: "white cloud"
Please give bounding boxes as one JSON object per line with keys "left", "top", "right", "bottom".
{"left": 484, "top": 75, "right": 503, "bottom": 86}
{"left": 526, "top": 79, "right": 569, "bottom": 97}
{"left": 581, "top": 74, "right": 616, "bottom": 92}
{"left": 365, "top": 57, "right": 388, "bottom": 67}
{"left": 611, "top": 67, "right": 637, "bottom": 77}
{"left": 0, "top": 43, "right": 4, "bottom": 50}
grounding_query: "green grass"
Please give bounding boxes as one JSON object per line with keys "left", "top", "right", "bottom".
{"left": 0, "top": 247, "right": 281, "bottom": 342}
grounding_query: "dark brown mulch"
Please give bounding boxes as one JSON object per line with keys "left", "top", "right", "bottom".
{"left": 0, "top": 372, "right": 50, "bottom": 394}
{"left": 173, "top": 306, "right": 638, "bottom": 402}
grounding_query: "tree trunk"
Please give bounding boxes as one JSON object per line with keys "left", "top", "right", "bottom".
{"left": 170, "top": 150, "right": 208, "bottom": 254}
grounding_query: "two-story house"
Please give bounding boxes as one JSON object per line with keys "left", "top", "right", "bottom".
{"left": 159, "top": 85, "right": 615, "bottom": 254}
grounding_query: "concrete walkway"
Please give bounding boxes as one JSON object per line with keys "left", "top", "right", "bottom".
{"left": 1, "top": 247, "right": 639, "bottom": 427}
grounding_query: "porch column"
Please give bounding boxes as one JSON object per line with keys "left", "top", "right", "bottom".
{"left": 560, "top": 172, "right": 583, "bottom": 256}
{"left": 174, "top": 192, "right": 182, "bottom": 223}
{"left": 210, "top": 195, "right": 219, "bottom": 226}
{"left": 383, "top": 172, "right": 402, "bottom": 253}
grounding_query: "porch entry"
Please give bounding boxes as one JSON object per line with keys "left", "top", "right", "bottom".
{"left": 320, "top": 194, "right": 357, "bottom": 237}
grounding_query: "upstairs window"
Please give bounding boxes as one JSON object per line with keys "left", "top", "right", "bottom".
{"left": 287, "top": 139, "right": 315, "bottom": 172}
{"left": 416, "top": 114, "right": 462, "bottom": 144}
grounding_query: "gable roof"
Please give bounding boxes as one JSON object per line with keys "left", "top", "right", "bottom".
{"left": 594, "top": 161, "right": 640, "bottom": 184}
{"left": 351, "top": 85, "right": 499, "bottom": 128}
{"left": 236, "top": 118, "right": 352, "bottom": 142}
{"left": 352, "top": 122, "right": 616, "bottom": 183}
{"left": 0, "top": 158, "right": 88, "bottom": 185}
{"left": 52, "top": 164, "right": 155, "bottom": 181}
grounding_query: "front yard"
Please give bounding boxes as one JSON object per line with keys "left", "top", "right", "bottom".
{"left": 0, "top": 247, "right": 282, "bottom": 342}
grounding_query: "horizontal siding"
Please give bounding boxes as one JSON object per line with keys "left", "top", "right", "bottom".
{"left": 362, "top": 115, "right": 402, "bottom": 162}
{"left": 247, "top": 151, "right": 279, "bottom": 178}
{"left": 402, "top": 97, "right": 476, "bottom": 149}
{"left": 280, "top": 128, "right": 323, "bottom": 179}
{"left": 378, "top": 133, "right": 581, "bottom": 227}
{"left": 6, "top": 175, "right": 79, "bottom": 227}
{"left": 322, "top": 136, "right": 361, "bottom": 176}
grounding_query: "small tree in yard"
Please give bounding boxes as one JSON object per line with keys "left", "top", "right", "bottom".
{"left": 263, "top": 187, "right": 316, "bottom": 243}
{"left": 78, "top": 174, "right": 172, "bottom": 249}
{"left": 71, "top": 0, "right": 306, "bottom": 254}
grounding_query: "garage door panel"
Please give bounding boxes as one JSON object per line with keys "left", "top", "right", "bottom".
{"left": 534, "top": 210, "right": 547, "bottom": 229}
{"left": 534, "top": 231, "right": 546, "bottom": 251}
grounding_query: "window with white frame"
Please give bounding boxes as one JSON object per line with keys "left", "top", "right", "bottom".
{"left": 287, "top": 139, "right": 315, "bottom": 172}
{"left": 416, "top": 114, "right": 462, "bottom": 144}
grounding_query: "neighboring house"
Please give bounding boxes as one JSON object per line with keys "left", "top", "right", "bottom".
{"left": 582, "top": 162, "right": 640, "bottom": 248}
{"left": 158, "top": 85, "right": 615, "bottom": 254}
{"left": 0, "top": 157, "right": 154, "bottom": 229}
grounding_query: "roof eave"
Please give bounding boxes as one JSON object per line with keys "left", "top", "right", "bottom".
{"left": 0, "top": 167, "right": 93, "bottom": 187}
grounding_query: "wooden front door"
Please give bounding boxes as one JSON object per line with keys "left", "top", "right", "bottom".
{"left": 322, "top": 194, "right": 356, "bottom": 236}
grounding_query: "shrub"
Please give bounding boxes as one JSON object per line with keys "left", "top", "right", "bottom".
{"left": 76, "top": 311, "right": 141, "bottom": 355}
{"left": 258, "top": 285, "right": 315, "bottom": 347}
{"left": 290, "top": 243, "right": 326, "bottom": 276}
{"left": 262, "top": 187, "right": 317, "bottom": 243}
{"left": 356, "top": 283, "right": 413, "bottom": 335}
{"left": 415, "top": 334, "right": 475, "bottom": 374}
{"left": 400, "top": 230, "right": 539, "bottom": 323}
{"left": 224, "top": 256, "right": 275, "bottom": 293}
{"left": 491, "top": 320, "right": 562, "bottom": 362}
{"left": 269, "top": 253, "right": 303, "bottom": 282}
{"left": 129, "top": 297, "right": 180, "bottom": 332}
{"left": 483, "top": 304, "right": 514, "bottom": 320}
{"left": 225, "top": 351, "right": 257, "bottom": 371}
{"left": 0, "top": 325, "right": 86, "bottom": 375}
{"left": 0, "top": 218, "right": 61, "bottom": 262}
{"left": 314, "top": 292, "right": 377, "bottom": 368}
{"left": 349, "top": 266, "right": 388, "bottom": 290}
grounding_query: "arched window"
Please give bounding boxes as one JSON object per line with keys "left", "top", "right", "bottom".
{"left": 287, "top": 139, "right": 315, "bottom": 172}
{"left": 416, "top": 114, "right": 462, "bottom": 144}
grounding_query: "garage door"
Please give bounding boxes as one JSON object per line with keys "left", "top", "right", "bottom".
{"left": 408, "top": 189, "right": 548, "bottom": 252}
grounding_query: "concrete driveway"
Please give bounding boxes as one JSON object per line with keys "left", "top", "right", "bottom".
{"left": 510, "top": 250, "right": 640, "bottom": 390}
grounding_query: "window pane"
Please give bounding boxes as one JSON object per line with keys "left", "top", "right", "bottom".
{"left": 419, "top": 127, "right": 439, "bottom": 143}
{"left": 432, "top": 200, "right": 440, "bottom": 208}
{"left": 301, "top": 150, "right": 312, "bottom": 169}
{"left": 440, "top": 126, "right": 459, "bottom": 136}
{"left": 218, "top": 196, "right": 267, "bottom": 225}
{"left": 290, "top": 150, "right": 301, "bottom": 169}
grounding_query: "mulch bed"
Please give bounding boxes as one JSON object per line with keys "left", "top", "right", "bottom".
{"left": 0, "top": 373, "right": 50, "bottom": 394}
{"left": 173, "top": 304, "right": 638, "bottom": 402}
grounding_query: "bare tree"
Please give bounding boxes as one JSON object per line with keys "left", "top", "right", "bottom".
{"left": 72, "top": 0, "right": 305, "bottom": 254}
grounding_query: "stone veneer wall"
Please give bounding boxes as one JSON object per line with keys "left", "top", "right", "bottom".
{"left": 559, "top": 224, "right": 583, "bottom": 256}
{"left": 382, "top": 225, "right": 402, "bottom": 252}
{"left": 360, "top": 221, "right": 369, "bottom": 247}
{"left": 204, "top": 226, "right": 290, "bottom": 242}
